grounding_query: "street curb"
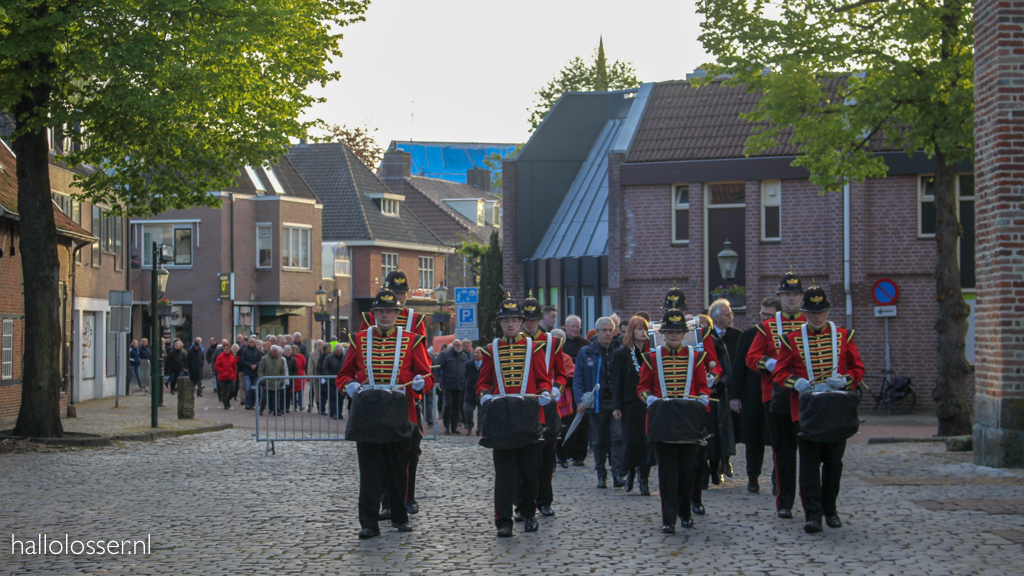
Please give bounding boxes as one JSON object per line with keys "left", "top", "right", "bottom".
{"left": 0, "top": 423, "right": 233, "bottom": 447}
{"left": 0, "top": 432, "right": 111, "bottom": 448}
{"left": 110, "top": 423, "right": 233, "bottom": 442}
{"left": 868, "top": 437, "right": 945, "bottom": 444}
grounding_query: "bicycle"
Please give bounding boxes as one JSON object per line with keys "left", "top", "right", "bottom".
{"left": 861, "top": 369, "right": 917, "bottom": 415}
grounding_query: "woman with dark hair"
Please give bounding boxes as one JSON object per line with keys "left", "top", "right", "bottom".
{"left": 611, "top": 315, "right": 654, "bottom": 495}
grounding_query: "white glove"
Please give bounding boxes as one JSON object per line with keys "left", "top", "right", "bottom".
{"left": 345, "top": 381, "right": 360, "bottom": 398}
{"left": 646, "top": 395, "right": 658, "bottom": 407}
{"left": 538, "top": 391, "right": 552, "bottom": 406}
{"left": 765, "top": 358, "right": 777, "bottom": 372}
{"left": 697, "top": 395, "right": 710, "bottom": 407}
{"left": 411, "top": 375, "right": 426, "bottom": 391}
{"left": 793, "top": 378, "right": 810, "bottom": 392}
{"left": 549, "top": 386, "right": 561, "bottom": 402}
{"left": 480, "top": 394, "right": 493, "bottom": 405}
{"left": 707, "top": 373, "right": 716, "bottom": 387}
{"left": 826, "top": 376, "right": 846, "bottom": 391}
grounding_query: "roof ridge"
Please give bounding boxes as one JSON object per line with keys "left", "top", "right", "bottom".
{"left": 403, "top": 177, "right": 491, "bottom": 233}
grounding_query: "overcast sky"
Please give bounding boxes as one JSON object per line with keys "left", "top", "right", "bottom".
{"left": 304, "top": 0, "right": 709, "bottom": 151}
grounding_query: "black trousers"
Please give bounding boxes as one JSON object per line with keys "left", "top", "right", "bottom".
{"left": 407, "top": 425, "right": 423, "bottom": 502}
{"left": 654, "top": 443, "right": 699, "bottom": 527}
{"left": 356, "top": 441, "right": 409, "bottom": 530}
{"left": 462, "top": 402, "right": 476, "bottom": 430}
{"left": 692, "top": 446, "right": 706, "bottom": 505}
{"left": 769, "top": 412, "right": 799, "bottom": 511}
{"left": 442, "top": 389, "right": 463, "bottom": 431}
{"left": 588, "top": 410, "right": 623, "bottom": 477}
{"left": 799, "top": 438, "right": 846, "bottom": 523}
{"left": 557, "top": 412, "right": 588, "bottom": 464}
{"left": 493, "top": 444, "right": 541, "bottom": 528}
{"left": 741, "top": 398, "right": 769, "bottom": 480}
{"left": 535, "top": 437, "right": 558, "bottom": 508}
{"left": 217, "top": 379, "right": 236, "bottom": 407}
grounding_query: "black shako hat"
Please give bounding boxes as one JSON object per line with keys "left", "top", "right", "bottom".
{"left": 662, "top": 287, "right": 687, "bottom": 311}
{"left": 371, "top": 289, "right": 403, "bottom": 310}
{"left": 384, "top": 270, "right": 409, "bottom": 293}
{"left": 496, "top": 294, "right": 524, "bottom": 320}
{"left": 801, "top": 286, "right": 831, "bottom": 313}
{"left": 660, "top": 309, "right": 688, "bottom": 331}
{"left": 521, "top": 292, "right": 543, "bottom": 321}
{"left": 777, "top": 272, "right": 804, "bottom": 294}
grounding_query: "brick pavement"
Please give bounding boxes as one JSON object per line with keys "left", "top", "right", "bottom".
{"left": 2, "top": 420, "right": 1023, "bottom": 575}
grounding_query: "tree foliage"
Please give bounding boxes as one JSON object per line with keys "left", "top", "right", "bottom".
{"left": 481, "top": 144, "right": 523, "bottom": 195}
{"left": 696, "top": 0, "right": 974, "bottom": 435}
{"left": 456, "top": 236, "right": 487, "bottom": 285}
{"left": 321, "top": 123, "right": 384, "bottom": 170}
{"left": 477, "top": 230, "right": 503, "bottom": 343}
{"left": 528, "top": 39, "right": 640, "bottom": 131}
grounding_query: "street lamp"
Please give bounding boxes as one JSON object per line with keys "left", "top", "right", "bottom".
{"left": 717, "top": 238, "right": 739, "bottom": 281}
{"left": 315, "top": 285, "right": 328, "bottom": 309}
{"left": 315, "top": 285, "right": 329, "bottom": 339}
{"left": 150, "top": 242, "right": 173, "bottom": 427}
{"left": 434, "top": 282, "right": 448, "bottom": 336}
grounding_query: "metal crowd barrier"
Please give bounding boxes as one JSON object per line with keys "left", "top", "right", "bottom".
{"left": 254, "top": 375, "right": 347, "bottom": 456}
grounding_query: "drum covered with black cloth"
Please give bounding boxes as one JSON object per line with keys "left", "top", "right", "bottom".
{"left": 479, "top": 395, "right": 543, "bottom": 450}
{"left": 345, "top": 388, "right": 415, "bottom": 443}
{"left": 541, "top": 402, "right": 562, "bottom": 442}
{"left": 646, "top": 398, "right": 708, "bottom": 444}
{"left": 798, "top": 390, "right": 860, "bottom": 443}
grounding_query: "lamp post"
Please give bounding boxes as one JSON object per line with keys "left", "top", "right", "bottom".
{"left": 150, "top": 242, "right": 171, "bottom": 428}
{"left": 434, "top": 282, "right": 448, "bottom": 336}
{"left": 315, "top": 285, "right": 328, "bottom": 339}
{"left": 717, "top": 238, "right": 739, "bottom": 281}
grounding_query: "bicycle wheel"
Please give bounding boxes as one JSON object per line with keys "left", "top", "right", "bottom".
{"left": 886, "top": 387, "right": 917, "bottom": 416}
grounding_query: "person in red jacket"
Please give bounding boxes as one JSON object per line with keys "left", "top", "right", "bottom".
{"left": 358, "top": 271, "right": 427, "bottom": 337}
{"left": 745, "top": 271, "right": 806, "bottom": 519}
{"left": 774, "top": 286, "right": 864, "bottom": 534}
{"left": 637, "top": 309, "right": 710, "bottom": 534}
{"left": 476, "top": 296, "right": 553, "bottom": 537}
{"left": 290, "top": 345, "right": 307, "bottom": 410}
{"left": 337, "top": 289, "right": 434, "bottom": 539}
{"left": 214, "top": 345, "right": 240, "bottom": 410}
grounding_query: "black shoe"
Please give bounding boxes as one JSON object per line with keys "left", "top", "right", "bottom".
{"left": 747, "top": 479, "right": 760, "bottom": 494}
{"left": 804, "top": 520, "right": 823, "bottom": 533}
{"left": 597, "top": 477, "right": 607, "bottom": 489}
{"left": 778, "top": 508, "right": 793, "bottom": 519}
{"left": 497, "top": 526, "right": 513, "bottom": 538}
{"left": 523, "top": 518, "right": 539, "bottom": 532}
{"left": 538, "top": 505, "right": 554, "bottom": 517}
{"left": 245, "top": 406, "right": 254, "bottom": 410}
{"left": 558, "top": 459, "right": 569, "bottom": 469}
{"left": 724, "top": 459, "right": 733, "bottom": 478}
{"left": 405, "top": 501, "right": 419, "bottom": 515}
{"left": 639, "top": 475, "right": 650, "bottom": 496}
{"left": 391, "top": 522, "right": 413, "bottom": 532}
{"left": 379, "top": 508, "right": 391, "bottom": 520}
{"left": 710, "top": 473, "right": 722, "bottom": 486}
{"left": 613, "top": 474, "right": 626, "bottom": 488}
{"left": 513, "top": 511, "right": 524, "bottom": 522}
{"left": 826, "top": 515, "right": 843, "bottom": 528}
{"left": 662, "top": 524, "right": 675, "bottom": 534}
{"left": 358, "top": 528, "right": 380, "bottom": 539}
{"left": 680, "top": 517, "right": 694, "bottom": 528}
{"left": 196, "top": 393, "right": 203, "bottom": 398}
{"left": 692, "top": 503, "right": 705, "bottom": 516}
{"left": 573, "top": 460, "right": 586, "bottom": 467}
{"left": 625, "top": 469, "right": 635, "bottom": 493}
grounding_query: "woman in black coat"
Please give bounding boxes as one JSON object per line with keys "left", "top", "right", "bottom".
{"left": 611, "top": 315, "right": 654, "bottom": 495}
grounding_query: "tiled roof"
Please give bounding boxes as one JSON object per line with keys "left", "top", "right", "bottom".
{"left": 626, "top": 77, "right": 893, "bottom": 163}
{"left": 288, "top": 142, "right": 446, "bottom": 247}
{"left": 403, "top": 176, "right": 498, "bottom": 242}
{"left": 0, "top": 142, "right": 94, "bottom": 242}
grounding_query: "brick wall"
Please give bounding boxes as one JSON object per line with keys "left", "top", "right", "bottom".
{"left": 351, "top": 246, "right": 449, "bottom": 299}
{"left": 501, "top": 160, "right": 524, "bottom": 299}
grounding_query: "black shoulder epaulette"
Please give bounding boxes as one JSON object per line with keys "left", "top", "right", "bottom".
{"left": 553, "top": 337, "right": 564, "bottom": 354}
{"left": 698, "top": 350, "right": 708, "bottom": 366}
{"left": 481, "top": 345, "right": 493, "bottom": 358}
{"left": 414, "top": 313, "right": 425, "bottom": 328}
{"left": 640, "top": 352, "right": 652, "bottom": 370}
{"left": 756, "top": 323, "right": 766, "bottom": 336}
{"left": 361, "top": 311, "right": 373, "bottom": 327}
{"left": 846, "top": 329, "right": 855, "bottom": 343}
{"left": 534, "top": 339, "right": 547, "bottom": 352}
{"left": 347, "top": 332, "right": 357, "bottom": 348}
{"left": 412, "top": 334, "right": 426, "bottom": 349}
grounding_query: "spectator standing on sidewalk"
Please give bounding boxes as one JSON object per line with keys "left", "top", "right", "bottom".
{"left": 307, "top": 340, "right": 324, "bottom": 412}
{"left": 240, "top": 336, "right": 263, "bottom": 410}
{"left": 128, "top": 340, "right": 142, "bottom": 390}
{"left": 321, "top": 342, "right": 347, "bottom": 419}
{"left": 258, "top": 345, "right": 288, "bottom": 416}
{"left": 139, "top": 338, "right": 152, "bottom": 391}
{"left": 215, "top": 345, "right": 240, "bottom": 409}
{"left": 187, "top": 338, "right": 207, "bottom": 397}
{"left": 291, "top": 344, "right": 307, "bottom": 411}
{"left": 165, "top": 339, "right": 187, "bottom": 394}
{"left": 437, "top": 339, "right": 469, "bottom": 434}
{"left": 462, "top": 347, "right": 483, "bottom": 436}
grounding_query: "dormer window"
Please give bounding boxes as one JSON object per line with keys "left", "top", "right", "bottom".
{"left": 381, "top": 198, "right": 399, "bottom": 216}
{"left": 366, "top": 192, "right": 405, "bottom": 217}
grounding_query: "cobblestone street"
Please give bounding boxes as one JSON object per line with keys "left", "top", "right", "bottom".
{"left": 2, "top": 406, "right": 1023, "bottom": 576}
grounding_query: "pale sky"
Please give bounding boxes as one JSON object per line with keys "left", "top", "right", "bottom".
{"left": 304, "top": 0, "right": 709, "bottom": 152}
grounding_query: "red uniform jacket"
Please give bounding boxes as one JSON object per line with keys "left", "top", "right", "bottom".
{"left": 774, "top": 323, "right": 865, "bottom": 422}
{"left": 337, "top": 325, "right": 435, "bottom": 424}
{"left": 746, "top": 312, "right": 807, "bottom": 403}
{"left": 524, "top": 330, "right": 567, "bottom": 392}
{"left": 637, "top": 344, "right": 711, "bottom": 411}
{"left": 359, "top": 308, "right": 426, "bottom": 337}
{"left": 476, "top": 334, "right": 552, "bottom": 423}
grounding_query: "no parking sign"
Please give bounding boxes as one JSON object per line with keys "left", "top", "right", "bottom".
{"left": 872, "top": 279, "right": 899, "bottom": 306}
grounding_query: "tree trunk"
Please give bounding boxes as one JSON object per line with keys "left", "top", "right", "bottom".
{"left": 11, "top": 35, "right": 64, "bottom": 438}
{"left": 931, "top": 152, "right": 972, "bottom": 436}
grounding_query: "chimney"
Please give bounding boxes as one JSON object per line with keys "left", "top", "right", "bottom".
{"left": 380, "top": 148, "right": 411, "bottom": 179}
{"left": 466, "top": 168, "right": 491, "bottom": 192}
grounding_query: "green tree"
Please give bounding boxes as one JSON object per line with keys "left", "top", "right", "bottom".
{"left": 481, "top": 144, "right": 523, "bottom": 194}
{"left": 0, "top": 0, "right": 369, "bottom": 437}
{"left": 528, "top": 38, "right": 640, "bottom": 131}
{"left": 477, "top": 230, "right": 503, "bottom": 343}
{"left": 456, "top": 236, "right": 488, "bottom": 285}
{"left": 697, "top": 0, "right": 974, "bottom": 436}
{"left": 321, "top": 123, "right": 384, "bottom": 169}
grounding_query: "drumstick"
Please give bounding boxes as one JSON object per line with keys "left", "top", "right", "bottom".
{"left": 665, "top": 394, "right": 720, "bottom": 403}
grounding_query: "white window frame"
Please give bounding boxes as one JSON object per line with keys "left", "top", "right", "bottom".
{"left": 262, "top": 163, "right": 287, "bottom": 195}
{"left": 418, "top": 256, "right": 435, "bottom": 289}
{"left": 381, "top": 198, "right": 400, "bottom": 216}
{"left": 918, "top": 175, "right": 936, "bottom": 239}
{"left": 141, "top": 223, "right": 194, "bottom": 267}
{"left": 245, "top": 165, "right": 266, "bottom": 194}
{"left": 256, "top": 224, "right": 273, "bottom": 269}
{"left": 282, "top": 226, "right": 311, "bottom": 270}
{"left": 671, "top": 184, "right": 690, "bottom": 245}
{"left": 382, "top": 252, "right": 399, "bottom": 280}
{"left": 761, "top": 180, "right": 782, "bottom": 242}
{"left": 335, "top": 247, "right": 351, "bottom": 277}
{"left": 1, "top": 318, "right": 13, "bottom": 380}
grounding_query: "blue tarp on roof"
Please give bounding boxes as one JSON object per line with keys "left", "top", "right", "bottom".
{"left": 392, "top": 142, "right": 519, "bottom": 184}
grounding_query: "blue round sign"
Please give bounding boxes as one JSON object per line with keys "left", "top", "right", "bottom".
{"left": 872, "top": 279, "right": 898, "bottom": 306}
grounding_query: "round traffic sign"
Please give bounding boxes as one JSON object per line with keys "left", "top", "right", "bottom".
{"left": 872, "top": 279, "right": 899, "bottom": 306}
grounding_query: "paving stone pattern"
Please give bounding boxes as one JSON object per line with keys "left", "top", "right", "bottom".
{"left": 2, "top": 430, "right": 1023, "bottom": 575}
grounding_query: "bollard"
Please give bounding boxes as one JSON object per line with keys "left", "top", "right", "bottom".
{"left": 177, "top": 376, "right": 195, "bottom": 419}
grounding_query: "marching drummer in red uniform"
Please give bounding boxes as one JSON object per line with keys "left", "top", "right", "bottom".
{"left": 746, "top": 271, "right": 806, "bottom": 519}
{"left": 337, "top": 289, "right": 434, "bottom": 539}
{"left": 476, "top": 296, "right": 552, "bottom": 537}
{"left": 637, "top": 309, "right": 710, "bottom": 534}
{"left": 775, "top": 286, "right": 864, "bottom": 533}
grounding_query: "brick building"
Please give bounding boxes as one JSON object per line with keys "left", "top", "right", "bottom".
{"left": 289, "top": 142, "right": 452, "bottom": 338}
{"left": 504, "top": 81, "right": 976, "bottom": 410}
{"left": 128, "top": 156, "right": 325, "bottom": 349}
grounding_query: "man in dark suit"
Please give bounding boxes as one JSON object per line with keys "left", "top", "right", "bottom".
{"left": 709, "top": 299, "right": 743, "bottom": 362}
{"left": 462, "top": 347, "right": 483, "bottom": 435}
{"left": 729, "top": 296, "right": 780, "bottom": 494}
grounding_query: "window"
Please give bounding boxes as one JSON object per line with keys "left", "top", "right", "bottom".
{"left": 262, "top": 163, "right": 287, "bottom": 195}
{"left": 707, "top": 182, "right": 746, "bottom": 205}
{"left": 382, "top": 252, "right": 399, "bottom": 279}
{"left": 477, "top": 201, "right": 485, "bottom": 226}
{"left": 257, "top": 225, "right": 272, "bottom": 268}
{"left": 334, "top": 246, "right": 351, "bottom": 277}
{"left": 1, "top": 318, "right": 13, "bottom": 379}
{"left": 114, "top": 216, "right": 123, "bottom": 271}
{"left": 141, "top": 224, "right": 193, "bottom": 266}
{"left": 91, "top": 206, "right": 101, "bottom": 267}
{"left": 919, "top": 176, "right": 937, "bottom": 237}
{"left": 245, "top": 165, "right": 266, "bottom": 194}
{"left": 381, "top": 198, "right": 399, "bottom": 216}
{"left": 672, "top": 185, "right": 690, "bottom": 244}
{"left": 419, "top": 256, "right": 434, "bottom": 289}
{"left": 761, "top": 180, "right": 781, "bottom": 241}
{"left": 493, "top": 203, "right": 502, "bottom": 228}
{"left": 282, "top": 226, "right": 310, "bottom": 269}
{"left": 918, "top": 174, "right": 976, "bottom": 289}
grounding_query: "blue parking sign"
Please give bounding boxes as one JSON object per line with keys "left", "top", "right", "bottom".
{"left": 454, "top": 287, "right": 478, "bottom": 304}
